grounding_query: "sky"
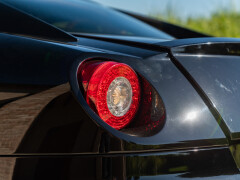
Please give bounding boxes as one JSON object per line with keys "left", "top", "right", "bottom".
{"left": 93, "top": 0, "right": 240, "bottom": 20}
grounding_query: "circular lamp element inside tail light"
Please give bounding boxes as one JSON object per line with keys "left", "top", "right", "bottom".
{"left": 86, "top": 61, "right": 140, "bottom": 130}
{"left": 107, "top": 77, "right": 132, "bottom": 117}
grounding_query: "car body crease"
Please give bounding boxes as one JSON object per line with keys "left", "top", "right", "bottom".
{"left": 0, "top": 144, "right": 228, "bottom": 158}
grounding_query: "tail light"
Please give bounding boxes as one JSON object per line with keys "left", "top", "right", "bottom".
{"left": 78, "top": 60, "right": 165, "bottom": 135}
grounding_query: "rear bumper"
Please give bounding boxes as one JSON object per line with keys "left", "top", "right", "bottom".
{"left": 2, "top": 146, "right": 239, "bottom": 180}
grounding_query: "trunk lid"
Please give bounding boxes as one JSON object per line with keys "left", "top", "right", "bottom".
{"left": 169, "top": 39, "right": 240, "bottom": 140}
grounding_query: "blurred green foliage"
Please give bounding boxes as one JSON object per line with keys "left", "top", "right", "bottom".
{"left": 152, "top": 8, "right": 240, "bottom": 38}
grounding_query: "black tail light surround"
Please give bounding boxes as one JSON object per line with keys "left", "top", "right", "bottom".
{"left": 75, "top": 58, "right": 166, "bottom": 137}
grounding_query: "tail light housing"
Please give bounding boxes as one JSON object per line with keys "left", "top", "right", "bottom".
{"left": 78, "top": 60, "right": 165, "bottom": 136}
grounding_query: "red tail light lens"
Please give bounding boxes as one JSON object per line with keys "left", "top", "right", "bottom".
{"left": 78, "top": 61, "right": 140, "bottom": 130}
{"left": 78, "top": 60, "right": 166, "bottom": 135}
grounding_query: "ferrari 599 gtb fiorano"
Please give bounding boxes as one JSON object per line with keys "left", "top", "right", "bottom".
{"left": 0, "top": 0, "right": 240, "bottom": 179}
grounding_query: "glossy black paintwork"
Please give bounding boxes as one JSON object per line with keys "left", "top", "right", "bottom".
{"left": 157, "top": 37, "right": 240, "bottom": 48}
{"left": 0, "top": 2, "right": 77, "bottom": 42}
{"left": 3, "top": 0, "right": 173, "bottom": 39}
{"left": 1, "top": 0, "right": 240, "bottom": 178}
{"left": 3, "top": 147, "right": 238, "bottom": 179}
{"left": 0, "top": 31, "right": 225, "bottom": 155}
{"left": 75, "top": 36, "right": 163, "bottom": 58}
{"left": 0, "top": 33, "right": 97, "bottom": 85}
{"left": 172, "top": 43, "right": 240, "bottom": 56}
{"left": 171, "top": 42, "right": 240, "bottom": 140}
{"left": 0, "top": 77, "right": 225, "bottom": 155}
{"left": 15, "top": 90, "right": 102, "bottom": 154}
{"left": 0, "top": 33, "right": 239, "bottom": 178}
{"left": 74, "top": 33, "right": 169, "bottom": 44}
{"left": 71, "top": 53, "right": 226, "bottom": 146}
{"left": 2, "top": 33, "right": 240, "bottom": 178}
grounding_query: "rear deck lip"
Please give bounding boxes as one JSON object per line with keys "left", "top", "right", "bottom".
{"left": 156, "top": 37, "right": 240, "bottom": 48}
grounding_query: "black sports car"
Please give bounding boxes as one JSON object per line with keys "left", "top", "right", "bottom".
{"left": 1, "top": 0, "right": 240, "bottom": 179}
